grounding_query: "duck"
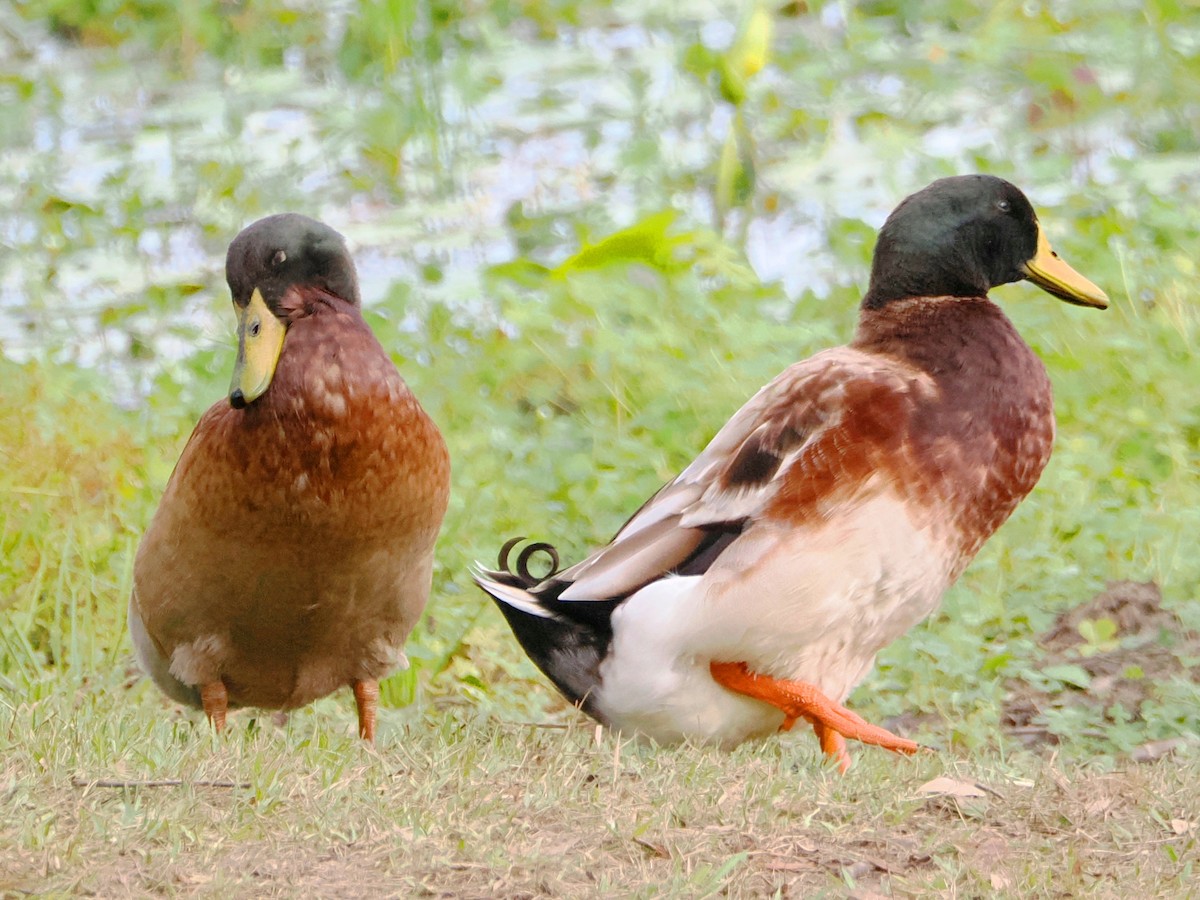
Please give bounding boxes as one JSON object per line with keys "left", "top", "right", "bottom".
{"left": 474, "top": 175, "right": 1108, "bottom": 771}
{"left": 129, "top": 214, "right": 450, "bottom": 742}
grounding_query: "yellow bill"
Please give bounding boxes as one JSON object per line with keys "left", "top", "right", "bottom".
{"left": 1022, "top": 227, "right": 1109, "bottom": 309}
{"left": 229, "top": 288, "right": 287, "bottom": 408}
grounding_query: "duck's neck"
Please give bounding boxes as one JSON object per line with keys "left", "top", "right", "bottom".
{"left": 851, "top": 294, "right": 1055, "bottom": 577}
{"left": 851, "top": 295, "right": 1023, "bottom": 380}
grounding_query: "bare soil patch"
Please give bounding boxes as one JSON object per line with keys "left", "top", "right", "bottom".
{"left": 1003, "top": 580, "right": 1200, "bottom": 752}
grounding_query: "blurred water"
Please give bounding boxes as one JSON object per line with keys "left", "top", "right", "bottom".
{"left": 0, "top": 4, "right": 1133, "bottom": 399}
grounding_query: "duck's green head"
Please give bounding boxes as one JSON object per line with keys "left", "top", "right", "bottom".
{"left": 862, "top": 174, "right": 1109, "bottom": 311}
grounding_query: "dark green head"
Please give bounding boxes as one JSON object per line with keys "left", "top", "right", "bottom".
{"left": 225, "top": 213, "right": 360, "bottom": 314}
{"left": 862, "top": 175, "right": 1108, "bottom": 311}
{"left": 224, "top": 214, "right": 359, "bottom": 409}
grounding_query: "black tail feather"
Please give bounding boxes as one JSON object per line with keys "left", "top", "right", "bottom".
{"left": 494, "top": 536, "right": 561, "bottom": 588}
{"left": 489, "top": 593, "right": 611, "bottom": 721}
{"left": 477, "top": 538, "right": 613, "bottom": 722}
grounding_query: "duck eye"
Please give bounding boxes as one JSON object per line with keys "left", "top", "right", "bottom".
{"left": 271, "top": 249, "right": 287, "bottom": 267}
{"left": 997, "top": 199, "right": 1012, "bottom": 213}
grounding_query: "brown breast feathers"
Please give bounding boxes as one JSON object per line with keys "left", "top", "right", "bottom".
{"left": 849, "top": 295, "right": 1054, "bottom": 576}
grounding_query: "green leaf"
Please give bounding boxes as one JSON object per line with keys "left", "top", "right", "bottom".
{"left": 552, "top": 211, "right": 690, "bottom": 276}
{"left": 714, "top": 119, "right": 756, "bottom": 222}
{"left": 487, "top": 259, "right": 553, "bottom": 287}
{"left": 1078, "top": 617, "right": 1118, "bottom": 644}
{"left": 1041, "top": 663, "right": 1093, "bottom": 690}
{"left": 979, "top": 652, "right": 1014, "bottom": 674}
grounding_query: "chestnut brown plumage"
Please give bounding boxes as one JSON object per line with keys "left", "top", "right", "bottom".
{"left": 130, "top": 214, "right": 450, "bottom": 741}
{"left": 474, "top": 175, "right": 1108, "bottom": 771}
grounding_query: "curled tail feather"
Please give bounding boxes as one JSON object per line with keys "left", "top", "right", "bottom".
{"left": 473, "top": 537, "right": 611, "bottom": 720}
{"left": 493, "top": 536, "right": 561, "bottom": 588}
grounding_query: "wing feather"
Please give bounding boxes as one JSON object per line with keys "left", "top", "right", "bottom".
{"left": 558, "top": 347, "right": 932, "bottom": 601}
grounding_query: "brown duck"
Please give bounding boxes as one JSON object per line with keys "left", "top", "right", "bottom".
{"left": 475, "top": 175, "right": 1108, "bottom": 771}
{"left": 130, "top": 214, "right": 450, "bottom": 741}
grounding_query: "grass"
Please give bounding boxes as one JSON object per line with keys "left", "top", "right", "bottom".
{"left": 4, "top": 0, "right": 1200, "bottom": 895}
{"left": 4, "top": 687, "right": 1199, "bottom": 896}
{"left": 3, "top": 250, "right": 1199, "bottom": 895}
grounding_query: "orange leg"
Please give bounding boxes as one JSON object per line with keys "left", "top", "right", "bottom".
{"left": 814, "top": 723, "right": 852, "bottom": 775}
{"left": 353, "top": 679, "right": 379, "bottom": 743}
{"left": 710, "top": 661, "right": 917, "bottom": 770}
{"left": 200, "top": 680, "right": 228, "bottom": 733}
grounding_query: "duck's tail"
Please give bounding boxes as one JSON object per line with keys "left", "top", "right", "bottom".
{"left": 472, "top": 539, "right": 614, "bottom": 721}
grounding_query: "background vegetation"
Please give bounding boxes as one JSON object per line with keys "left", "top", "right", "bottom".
{"left": 2, "top": 0, "right": 1198, "bottom": 894}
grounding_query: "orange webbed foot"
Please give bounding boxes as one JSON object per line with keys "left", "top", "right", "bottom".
{"left": 710, "top": 661, "right": 918, "bottom": 771}
{"left": 813, "top": 722, "right": 852, "bottom": 774}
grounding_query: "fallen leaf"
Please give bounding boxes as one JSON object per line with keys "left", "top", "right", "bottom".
{"left": 1131, "top": 738, "right": 1186, "bottom": 763}
{"left": 1170, "top": 819, "right": 1195, "bottom": 836}
{"left": 917, "top": 776, "right": 992, "bottom": 819}
{"left": 843, "top": 860, "right": 878, "bottom": 879}
{"left": 917, "top": 777, "right": 988, "bottom": 799}
{"left": 632, "top": 836, "right": 669, "bottom": 858}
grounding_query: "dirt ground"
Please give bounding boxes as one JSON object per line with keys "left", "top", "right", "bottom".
{"left": 1002, "top": 580, "right": 1200, "bottom": 759}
